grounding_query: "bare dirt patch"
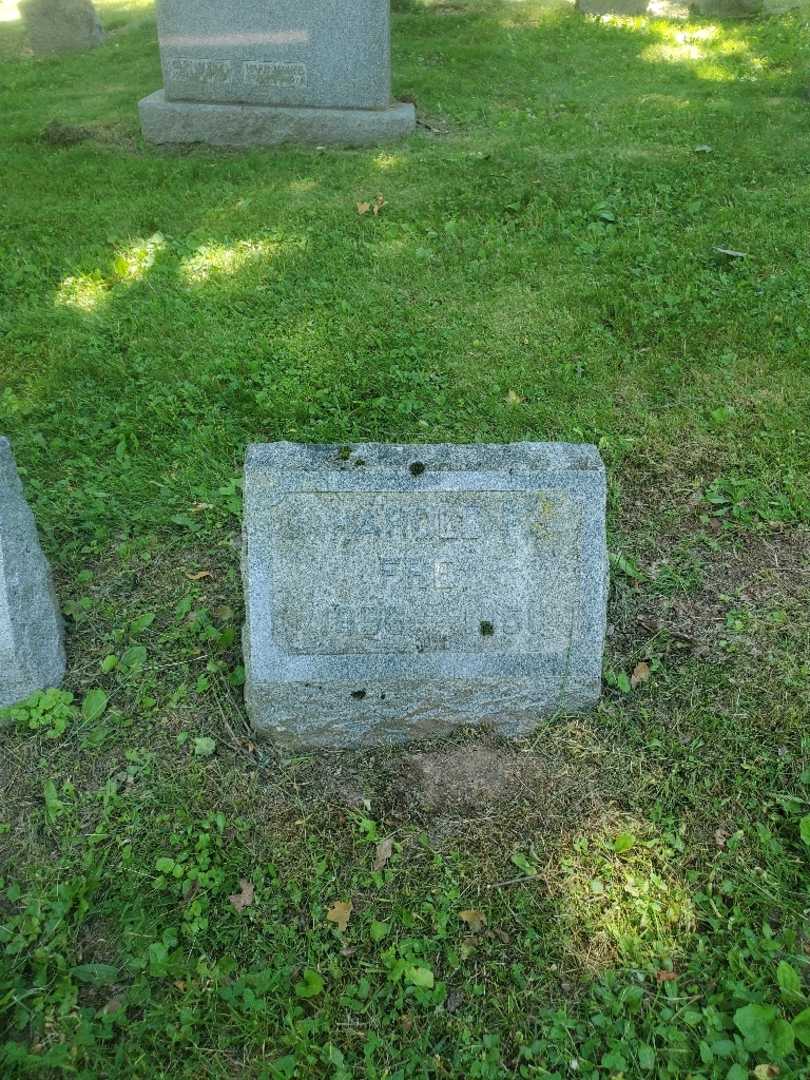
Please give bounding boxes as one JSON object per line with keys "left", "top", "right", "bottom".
{"left": 613, "top": 528, "right": 810, "bottom": 662}
{"left": 389, "top": 745, "right": 563, "bottom": 814}
{"left": 40, "top": 119, "right": 139, "bottom": 152}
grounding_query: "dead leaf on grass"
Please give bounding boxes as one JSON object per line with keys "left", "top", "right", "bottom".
{"left": 630, "top": 661, "right": 651, "bottom": 688}
{"left": 373, "top": 837, "right": 394, "bottom": 872}
{"left": 459, "top": 909, "right": 487, "bottom": 933}
{"left": 656, "top": 970, "right": 678, "bottom": 982}
{"left": 228, "top": 879, "right": 255, "bottom": 912}
{"left": 356, "top": 194, "right": 386, "bottom": 216}
{"left": 327, "top": 900, "right": 353, "bottom": 932}
{"left": 753, "top": 1065, "right": 780, "bottom": 1080}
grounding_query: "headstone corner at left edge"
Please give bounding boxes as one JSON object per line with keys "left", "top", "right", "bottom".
{"left": 0, "top": 437, "right": 66, "bottom": 710}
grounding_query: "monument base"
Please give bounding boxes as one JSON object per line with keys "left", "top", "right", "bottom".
{"left": 139, "top": 91, "right": 416, "bottom": 148}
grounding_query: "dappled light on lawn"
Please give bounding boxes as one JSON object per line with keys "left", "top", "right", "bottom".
{"left": 554, "top": 814, "right": 696, "bottom": 973}
{"left": 180, "top": 238, "right": 286, "bottom": 284}
{"left": 287, "top": 177, "right": 319, "bottom": 194}
{"left": 373, "top": 150, "right": 405, "bottom": 173}
{"left": 111, "top": 232, "right": 167, "bottom": 283}
{"left": 640, "top": 23, "right": 760, "bottom": 82}
{"left": 55, "top": 273, "right": 108, "bottom": 314}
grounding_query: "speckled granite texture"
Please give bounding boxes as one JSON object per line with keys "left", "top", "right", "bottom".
{"left": 0, "top": 438, "right": 65, "bottom": 708}
{"left": 141, "top": 0, "right": 415, "bottom": 147}
{"left": 243, "top": 443, "right": 608, "bottom": 748}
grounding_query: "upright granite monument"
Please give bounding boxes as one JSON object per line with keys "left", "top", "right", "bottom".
{"left": 19, "top": 0, "right": 104, "bottom": 55}
{"left": 139, "top": 0, "right": 415, "bottom": 147}
{"left": 0, "top": 439, "right": 65, "bottom": 709}
{"left": 243, "top": 443, "right": 608, "bottom": 748}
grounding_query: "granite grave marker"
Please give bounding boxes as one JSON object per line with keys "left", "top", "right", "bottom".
{"left": 140, "top": 0, "right": 415, "bottom": 147}
{"left": 20, "top": 0, "right": 104, "bottom": 55}
{"left": 243, "top": 442, "right": 608, "bottom": 748}
{"left": 0, "top": 438, "right": 65, "bottom": 709}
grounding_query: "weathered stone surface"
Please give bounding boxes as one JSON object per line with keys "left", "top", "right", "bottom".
{"left": 0, "top": 438, "right": 65, "bottom": 709}
{"left": 141, "top": 0, "right": 415, "bottom": 148}
{"left": 20, "top": 0, "right": 103, "bottom": 54}
{"left": 139, "top": 91, "right": 416, "bottom": 148}
{"left": 157, "top": 0, "right": 390, "bottom": 110}
{"left": 243, "top": 442, "right": 608, "bottom": 748}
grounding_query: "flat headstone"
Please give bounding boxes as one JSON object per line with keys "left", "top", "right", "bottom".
{"left": 140, "top": 0, "right": 415, "bottom": 147}
{"left": 243, "top": 442, "right": 608, "bottom": 748}
{"left": 0, "top": 438, "right": 65, "bottom": 709}
{"left": 20, "top": 0, "right": 104, "bottom": 54}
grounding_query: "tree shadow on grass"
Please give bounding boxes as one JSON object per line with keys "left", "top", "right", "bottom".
{"left": 1, "top": 0, "right": 808, "bottom": 551}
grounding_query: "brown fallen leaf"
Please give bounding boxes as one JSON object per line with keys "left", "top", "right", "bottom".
{"left": 656, "top": 970, "right": 678, "bottom": 982}
{"left": 327, "top": 899, "right": 353, "bottom": 932}
{"left": 459, "top": 909, "right": 487, "bottom": 934}
{"left": 357, "top": 194, "right": 386, "bottom": 217}
{"left": 185, "top": 570, "right": 213, "bottom": 581}
{"left": 373, "top": 837, "right": 394, "bottom": 872}
{"left": 630, "top": 661, "right": 651, "bottom": 688}
{"left": 228, "top": 879, "right": 255, "bottom": 912}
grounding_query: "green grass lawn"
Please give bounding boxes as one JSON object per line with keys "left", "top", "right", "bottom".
{"left": 1, "top": 0, "right": 810, "bottom": 1075}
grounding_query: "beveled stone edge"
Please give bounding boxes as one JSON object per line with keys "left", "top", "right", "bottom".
{"left": 139, "top": 91, "right": 416, "bottom": 147}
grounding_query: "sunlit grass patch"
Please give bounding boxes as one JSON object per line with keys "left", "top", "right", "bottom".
{"left": 554, "top": 817, "right": 696, "bottom": 971}
{"left": 55, "top": 272, "right": 108, "bottom": 313}
{"left": 180, "top": 238, "right": 285, "bottom": 284}
{"left": 111, "top": 232, "right": 166, "bottom": 282}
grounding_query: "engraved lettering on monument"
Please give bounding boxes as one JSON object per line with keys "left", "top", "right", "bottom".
{"left": 243, "top": 61, "right": 307, "bottom": 89}
{"left": 267, "top": 492, "right": 580, "bottom": 658}
{"left": 166, "top": 57, "right": 237, "bottom": 95}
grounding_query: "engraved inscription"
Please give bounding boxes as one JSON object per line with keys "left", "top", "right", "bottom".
{"left": 166, "top": 57, "right": 307, "bottom": 95}
{"left": 267, "top": 492, "right": 582, "bottom": 658}
{"left": 243, "top": 60, "right": 307, "bottom": 89}
{"left": 167, "top": 57, "right": 237, "bottom": 87}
